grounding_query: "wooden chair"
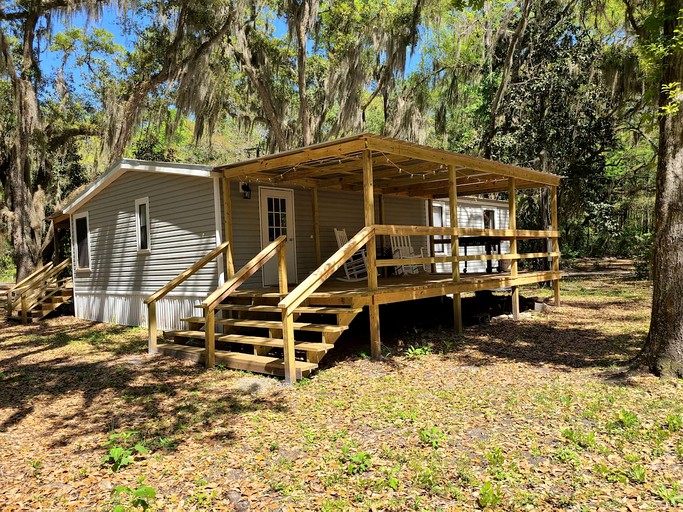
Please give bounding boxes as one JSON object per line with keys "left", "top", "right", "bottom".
{"left": 334, "top": 228, "right": 369, "bottom": 281}
{"left": 390, "top": 234, "right": 427, "bottom": 276}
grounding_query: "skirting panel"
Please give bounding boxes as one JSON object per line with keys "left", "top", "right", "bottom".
{"left": 74, "top": 293, "right": 205, "bottom": 331}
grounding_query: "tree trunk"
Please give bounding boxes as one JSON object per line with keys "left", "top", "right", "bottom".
{"left": 643, "top": 0, "right": 683, "bottom": 377}
{"left": 0, "top": 15, "right": 42, "bottom": 280}
{"left": 293, "top": 1, "right": 312, "bottom": 147}
{"left": 8, "top": 160, "right": 37, "bottom": 281}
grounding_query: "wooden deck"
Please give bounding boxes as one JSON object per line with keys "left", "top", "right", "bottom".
{"left": 231, "top": 269, "right": 562, "bottom": 307}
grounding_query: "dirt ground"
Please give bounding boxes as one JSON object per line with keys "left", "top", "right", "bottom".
{"left": 1, "top": 272, "right": 682, "bottom": 511}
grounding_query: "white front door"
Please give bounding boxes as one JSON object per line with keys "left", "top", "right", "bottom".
{"left": 259, "top": 187, "right": 297, "bottom": 286}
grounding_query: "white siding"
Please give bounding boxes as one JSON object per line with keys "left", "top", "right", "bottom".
{"left": 74, "top": 292, "right": 206, "bottom": 331}
{"left": 433, "top": 198, "right": 510, "bottom": 274}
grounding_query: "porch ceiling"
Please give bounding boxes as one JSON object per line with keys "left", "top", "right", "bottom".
{"left": 214, "top": 134, "right": 561, "bottom": 198}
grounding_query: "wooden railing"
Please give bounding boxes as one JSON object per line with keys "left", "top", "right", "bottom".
{"left": 276, "top": 223, "right": 560, "bottom": 382}
{"left": 278, "top": 226, "right": 375, "bottom": 383}
{"left": 6, "top": 258, "right": 72, "bottom": 323}
{"left": 372, "top": 225, "right": 560, "bottom": 269}
{"left": 148, "top": 224, "right": 560, "bottom": 384}
{"left": 197, "top": 236, "right": 288, "bottom": 369}
{"left": 5, "top": 262, "right": 54, "bottom": 310}
{"left": 145, "top": 241, "right": 231, "bottom": 353}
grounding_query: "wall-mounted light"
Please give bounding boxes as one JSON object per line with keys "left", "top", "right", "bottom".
{"left": 240, "top": 182, "right": 252, "bottom": 200}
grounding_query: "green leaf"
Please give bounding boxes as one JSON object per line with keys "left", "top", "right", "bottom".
{"left": 133, "top": 485, "right": 156, "bottom": 499}
{"left": 133, "top": 444, "right": 149, "bottom": 454}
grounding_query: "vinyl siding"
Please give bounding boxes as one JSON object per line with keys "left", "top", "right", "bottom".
{"left": 72, "top": 170, "right": 219, "bottom": 327}
{"left": 382, "top": 195, "right": 429, "bottom": 257}
{"left": 228, "top": 184, "right": 429, "bottom": 284}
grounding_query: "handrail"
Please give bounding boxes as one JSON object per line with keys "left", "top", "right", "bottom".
{"left": 6, "top": 262, "right": 53, "bottom": 297}
{"left": 17, "top": 258, "right": 72, "bottom": 308}
{"left": 145, "top": 241, "right": 231, "bottom": 354}
{"left": 145, "top": 241, "right": 230, "bottom": 305}
{"left": 374, "top": 224, "right": 559, "bottom": 239}
{"left": 279, "top": 226, "right": 375, "bottom": 315}
{"left": 375, "top": 251, "right": 562, "bottom": 267}
{"left": 6, "top": 258, "right": 71, "bottom": 322}
{"left": 200, "top": 236, "right": 287, "bottom": 311}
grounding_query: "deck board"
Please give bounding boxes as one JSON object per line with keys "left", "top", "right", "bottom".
{"left": 238, "top": 270, "right": 561, "bottom": 306}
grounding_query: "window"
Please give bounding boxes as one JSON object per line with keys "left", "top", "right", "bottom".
{"left": 483, "top": 209, "right": 496, "bottom": 229}
{"left": 73, "top": 212, "right": 90, "bottom": 270}
{"left": 266, "top": 196, "right": 287, "bottom": 241}
{"left": 135, "top": 197, "right": 151, "bottom": 252}
{"left": 432, "top": 204, "right": 447, "bottom": 254}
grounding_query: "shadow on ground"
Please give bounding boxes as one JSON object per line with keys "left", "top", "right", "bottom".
{"left": 0, "top": 317, "right": 288, "bottom": 448}
{"left": 321, "top": 291, "right": 642, "bottom": 373}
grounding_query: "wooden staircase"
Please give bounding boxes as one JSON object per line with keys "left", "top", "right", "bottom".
{"left": 5, "top": 258, "right": 73, "bottom": 323}
{"left": 146, "top": 232, "right": 375, "bottom": 383}
{"left": 158, "top": 290, "right": 361, "bottom": 378}
{"left": 8, "top": 284, "right": 73, "bottom": 322}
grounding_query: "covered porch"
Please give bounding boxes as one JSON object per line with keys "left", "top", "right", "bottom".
{"left": 149, "top": 134, "right": 562, "bottom": 383}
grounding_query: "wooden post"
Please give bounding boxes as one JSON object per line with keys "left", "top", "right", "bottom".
{"left": 551, "top": 185, "right": 560, "bottom": 306}
{"left": 225, "top": 244, "right": 234, "bottom": 279}
{"left": 205, "top": 308, "right": 216, "bottom": 368}
{"left": 363, "top": 149, "right": 381, "bottom": 359}
{"left": 312, "top": 188, "right": 321, "bottom": 267}
{"left": 278, "top": 243, "right": 288, "bottom": 295}
{"left": 427, "top": 199, "right": 436, "bottom": 274}
{"left": 221, "top": 178, "right": 235, "bottom": 278}
{"left": 448, "top": 165, "right": 462, "bottom": 334}
{"left": 282, "top": 311, "right": 297, "bottom": 384}
{"left": 148, "top": 302, "right": 157, "bottom": 354}
{"left": 21, "top": 295, "right": 27, "bottom": 324}
{"left": 508, "top": 178, "right": 520, "bottom": 320}
{"left": 53, "top": 224, "right": 59, "bottom": 264}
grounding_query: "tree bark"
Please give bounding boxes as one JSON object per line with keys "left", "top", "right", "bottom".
{"left": 643, "top": 0, "right": 683, "bottom": 377}
{"left": 0, "top": 12, "right": 43, "bottom": 280}
{"left": 291, "top": 0, "right": 313, "bottom": 147}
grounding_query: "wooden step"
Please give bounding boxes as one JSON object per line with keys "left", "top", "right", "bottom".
{"left": 228, "top": 291, "right": 288, "bottom": 299}
{"left": 217, "top": 318, "right": 347, "bottom": 333}
{"left": 164, "top": 330, "right": 334, "bottom": 353}
{"left": 206, "top": 304, "right": 362, "bottom": 315}
{"left": 156, "top": 343, "right": 317, "bottom": 378}
{"left": 218, "top": 334, "right": 334, "bottom": 352}
{"left": 164, "top": 329, "right": 207, "bottom": 339}
{"left": 180, "top": 316, "right": 208, "bottom": 324}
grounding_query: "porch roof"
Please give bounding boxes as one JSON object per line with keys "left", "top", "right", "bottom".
{"left": 214, "top": 134, "right": 561, "bottom": 198}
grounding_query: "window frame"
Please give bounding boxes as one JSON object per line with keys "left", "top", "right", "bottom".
{"left": 73, "top": 211, "right": 91, "bottom": 272}
{"left": 482, "top": 208, "right": 496, "bottom": 230}
{"left": 432, "top": 203, "right": 447, "bottom": 254}
{"left": 135, "top": 197, "right": 152, "bottom": 254}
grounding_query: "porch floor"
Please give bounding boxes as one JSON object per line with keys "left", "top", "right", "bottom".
{"left": 233, "top": 269, "right": 561, "bottom": 308}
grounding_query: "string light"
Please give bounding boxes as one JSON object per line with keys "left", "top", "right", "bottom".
{"left": 235, "top": 150, "right": 460, "bottom": 186}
